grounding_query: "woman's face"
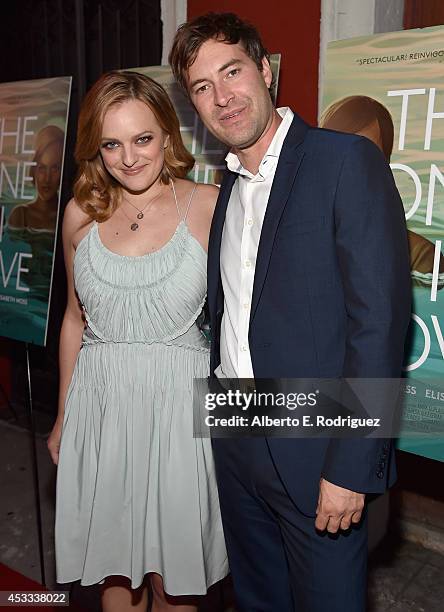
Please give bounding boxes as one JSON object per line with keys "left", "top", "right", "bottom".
{"left": 100, "top": 99, "right": 168, "bottom": 193}
{"left": 35, "top": 142, "right": 63, "bottom": 202}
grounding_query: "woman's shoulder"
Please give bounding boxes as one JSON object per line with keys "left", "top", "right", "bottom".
{"left": 173, "top": 178, "right": 218, "bottom": 195}
{"left": 196, "top": 183, "right": 219, "bottom": 209}
{"left": 174, "top": 179, "right": 219, "bottom": 215}
{"left": 8, "top": 203, "right": 28, "bottom": 229}
{"left": 64, "top": 198, "right": 92, "bottom": 224}
{"left": 194, "top": 181, "right": 219, "bottom": 199}
{"left": 63, "top": 198, "right": 94, "bottom": 247}
{"left": 184, "top": 179, "right": 219, "bottom": 204}
{"left": 190, "top": 182, "right": 219, "bottom": 219}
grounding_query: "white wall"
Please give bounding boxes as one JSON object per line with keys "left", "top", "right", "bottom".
{"left": 161, "top": 0, "right": 187, "bottom": 65}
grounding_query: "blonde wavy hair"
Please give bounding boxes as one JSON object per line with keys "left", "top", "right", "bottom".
{"left": 74, "top": 71, "right": 195, "bottom": 222}
{"left": 319, "top": 95, "right": 394, "bottom": 162}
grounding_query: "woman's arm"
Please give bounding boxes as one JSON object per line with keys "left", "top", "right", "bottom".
{"left": 47, "top": 199, "right": 89, "bottom": 465}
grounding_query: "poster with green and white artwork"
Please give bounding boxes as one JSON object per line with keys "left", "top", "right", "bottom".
{"left": 0, "top": 77, "right": 71, "bottom": 346}
{"left": 323, "top": 26, "right": 444, "bottom": 461}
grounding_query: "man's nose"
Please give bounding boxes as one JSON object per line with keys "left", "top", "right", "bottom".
{"left": 213, "top": 82, "right": 234, "bottom": 107}
{"left": 121, "top": 144, "right": 137, "bottom": 167}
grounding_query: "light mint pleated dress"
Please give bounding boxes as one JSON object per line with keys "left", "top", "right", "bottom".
{"left": 55, "top": 186, "right": 228, "bottom": 594}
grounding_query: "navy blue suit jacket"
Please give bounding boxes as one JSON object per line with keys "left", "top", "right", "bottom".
{"left": 207, "top": 113, "right": 412, "bottom": 516}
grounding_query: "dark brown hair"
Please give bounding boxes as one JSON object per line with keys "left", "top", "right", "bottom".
{"left": 169, "top": 12, "right": 269, "bottom": 91}
{"left": 74, "top": 71, "right": 194, "bottom": 222}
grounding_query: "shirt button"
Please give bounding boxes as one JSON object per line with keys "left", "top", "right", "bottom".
{"left": 246, "top": 218, "right": 253, "bottom": 226}
{"left": 243, "top": 301, "right": 250, "bottom": 309}
{"left": 241, "top": 345, "right": 247, "bottom": 352}
{"left": 245, "top": 260, "right": 252, "bottom": 268}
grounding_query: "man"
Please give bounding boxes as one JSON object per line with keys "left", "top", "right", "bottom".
{"left": 170, "top": 13, "right": 411, "bottom": 612}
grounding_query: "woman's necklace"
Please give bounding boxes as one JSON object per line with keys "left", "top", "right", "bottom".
{"left": 121, "top": 186, "right": 164, "bottom": 231}
{"left": 119, "top": 205, "right": 142, "bottom": 232}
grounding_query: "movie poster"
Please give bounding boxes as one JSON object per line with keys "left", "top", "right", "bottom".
{"left": 323, "top": 26, "right": 444, "bottom": 461}
{"left": 0, "top": 77, "right": 71, "bottom": 346}
{"left": 129, "top": 55, "right": 281, "bottom": 184}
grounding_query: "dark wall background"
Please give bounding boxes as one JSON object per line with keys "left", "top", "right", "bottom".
{"left": 404, "top": 0, "right": 444, "bottom": 29}
{"left": 2, "top": 0, "right": 162, "bottom": 184}
{"left": 0, "top": 0, "right": 162, "bottom": 419}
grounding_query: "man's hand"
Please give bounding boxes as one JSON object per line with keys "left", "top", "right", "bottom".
{"left": 315, "top": 478, "right": 365, "bottom": 533}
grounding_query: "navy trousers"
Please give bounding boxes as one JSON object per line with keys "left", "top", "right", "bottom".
{"left": 212, "top": 437, "right": 367, "bottom": 612}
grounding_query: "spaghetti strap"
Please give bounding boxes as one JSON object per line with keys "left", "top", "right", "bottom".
{"left": 184, "top": 183, "right": 198, "bottom": 222}
{"left": 170, "top": 181, "right": 198, "bottom": 222}
{"left": 171, "top": 181, "right": 182, "bottom": 220}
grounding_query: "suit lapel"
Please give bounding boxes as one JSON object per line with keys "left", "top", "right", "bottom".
{"left": 250, "top": 115, "right": 309, "bottom": 320}
{"left": 207, "top": 170, "right": 237, "bottom": 320}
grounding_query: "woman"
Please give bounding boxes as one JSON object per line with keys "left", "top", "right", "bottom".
{"left": 7, "top": 125, "right": 64, "bottom": 300}
{"left": 47, "top": 71, "right": 228, "bottom": 612}
{"left": 8, "top": 125, "right": 63, "bottom": 232}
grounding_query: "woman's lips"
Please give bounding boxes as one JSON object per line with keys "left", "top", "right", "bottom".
{"left": 121, "top": 166, "right": 145, "bottom": 176}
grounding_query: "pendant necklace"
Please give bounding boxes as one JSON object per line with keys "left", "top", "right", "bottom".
{"left": 121, "top": 187, "right": 163, "bottom": 231}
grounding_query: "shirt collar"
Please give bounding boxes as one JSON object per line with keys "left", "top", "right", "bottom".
{"left": 225, "top": 107, "right": 294, "bottom": 179}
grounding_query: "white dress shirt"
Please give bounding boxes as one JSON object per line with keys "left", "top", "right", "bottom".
{"left": 216, "top": 107, "right": 294, "bottom": 379}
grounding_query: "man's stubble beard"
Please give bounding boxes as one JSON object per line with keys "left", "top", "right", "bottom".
{"left": 215, "top": 96, "right": 275, "bottom": 151}
{"left": 211, "top": 112, "right": 269, "bottom": 151}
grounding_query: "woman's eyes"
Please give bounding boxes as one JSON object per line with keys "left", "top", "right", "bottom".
{"left": 101, "top": 135, "right": 153, "bottom": 149}
{"left": 102, "top": 141, "right": 119, "bottom": 150}
{"left": 136, "top": 135, "right": 153, "bottom": 144}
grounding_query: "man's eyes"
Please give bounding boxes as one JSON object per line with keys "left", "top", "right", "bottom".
{"left": 195, "top": 84, "right": 210, "bottom": 95}
{"left": 193, "top": 69, "right": 240, "bottom": 95}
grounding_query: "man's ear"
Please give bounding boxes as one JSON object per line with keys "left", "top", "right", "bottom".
{"left": 261, "top": 56, "right": 273, "bottom": 89}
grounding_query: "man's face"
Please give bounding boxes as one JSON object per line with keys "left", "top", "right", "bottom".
{"left": 187, "top": 38, "right": 274, "bottom": 150}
